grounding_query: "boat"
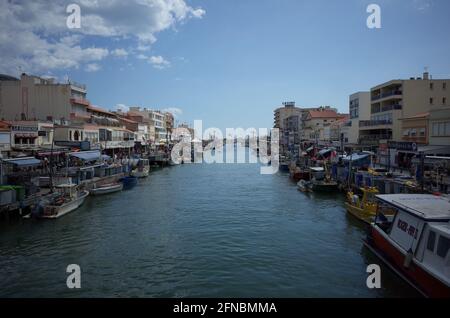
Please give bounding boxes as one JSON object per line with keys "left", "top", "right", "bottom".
{"left": 30, "top": 184, "right": 89, "bottom": 219}
{"left": 120, "top": 176, "right": 138, "bottom": 190}
{"left": 345, "top": 187, "right": 380, "bottom": 224}
{"left": 289, "top": 166, "right": 311, "bottom": 182}
{"left": 131, "top": 158, "right": 150, "bottom": 178}
{"left": 364, "top": 194, "right": 450, "bottom": 297}
{"left": 90, "top": 182, "right": 123, "bottom": 196}
{"left": 297, "top": 179, "right": 312, "bottom": 192}
{"left": 309, "top": 167, "right": 338, "bottom": 192}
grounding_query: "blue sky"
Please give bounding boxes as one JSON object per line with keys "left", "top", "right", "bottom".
{"left": 1, "top": 0, "right": 450, "bottom": 131}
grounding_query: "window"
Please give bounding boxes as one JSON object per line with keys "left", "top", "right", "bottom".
{"left": 430, "top": 98, "right": 434, "bottom": 105}
{"left": 403, "top": 129, "right": 410, "bottom": 137}
{"left": 427, "top": 231, "right": 436, "bottom": 251}
{"left": 444, "top": 83, "right": 447, "bottom": 90}
{"left": 430, "top": 83, "right": 434, "bottom": 90}
{"left": 410, "top": 128, "right": 417, "bottom": 137}
{"left": 419, "top": 128, "right": 426, "bottom": 137}
{"left": 444, "top": 97, "right": 447, "bottom": 105}
{"left": 437, "top": 236, "right": 450, "bottom": 258}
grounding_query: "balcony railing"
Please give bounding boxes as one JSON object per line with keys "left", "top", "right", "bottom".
{"left": 372, "top": 104, "right": 402, "bottom": 113}
{"left": 359, "top": 120, "right": 393, "bottom": 127}
{"left": 371, "top": 90, "right": 402, "bottom": 101}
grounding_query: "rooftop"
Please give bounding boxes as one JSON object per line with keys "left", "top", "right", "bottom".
{"left": 376, "top": 194, "right": 450, "bottom": 220}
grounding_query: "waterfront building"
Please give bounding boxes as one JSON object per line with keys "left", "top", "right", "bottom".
{"left": 0, "top": 121, "right": 11, "bottom": 156}
{"left": 359, "top": 72, "right": 450, "bottom": 146}
{"left": 0, "top": 73, "right": 88, "bottom": 123}
{"left": 348, "top": 92, "right": 371, "bottom": 147}
{"left": 128, "top": 107, "right": 170, "bottom": 145}
{"left": 302, "top": 107, "right": 347, "bottom": 144}
{"left": 7, "top": 120, "right": 54, "bottom": 151}
{"left": 273, "top": 102, "right": 318, "bottom": 154}
{"left": 329, "top": 115, "right": 351, "bottom": 150}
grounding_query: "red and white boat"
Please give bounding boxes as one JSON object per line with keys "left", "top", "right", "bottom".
{"left": 364, "top": 194, "right": 450, "bottom": 298}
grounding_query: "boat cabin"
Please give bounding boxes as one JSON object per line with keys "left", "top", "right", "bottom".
{"left": 55, "top": 183, "right": 78, "bottom": 199}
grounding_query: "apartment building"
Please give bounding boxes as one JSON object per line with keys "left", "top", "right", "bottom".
{"left": 128, "top": 107, "right": 170, "bottom": 144}
{"left": 359, "top": 72, "right": 450, "bottom": 146}
{"left": 273, "top": 102, "right": 317, "bottom": 153}
{"left": 348, "top": 92, "right": 371, "bottom": 145}
{"left": 0, "top": 73, "right": 88, "bottom": 123}
{"left": 302, "top": 107, "right": 347, "bottom": 144}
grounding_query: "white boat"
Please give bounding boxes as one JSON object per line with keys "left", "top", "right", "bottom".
{"left": 365, "top": 194, "right": 450, "bottom": 297}
{"left": 90, "top": 183, "right": 123, "bottom": 196}
{"left": 37, "top": 184, "right": 89, "bottom": 219}
{"left": 131, "top": 158, "right": 150, "bottom": 178}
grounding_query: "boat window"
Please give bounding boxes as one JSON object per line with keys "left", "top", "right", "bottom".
{"left": 427, "top": 231, "right": 436, "bottom": 252}
{"left": 437, "top": 236, "right": 450, "bottom": 258}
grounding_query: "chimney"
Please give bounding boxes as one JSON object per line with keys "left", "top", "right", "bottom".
{"left": 423, "top": 72, "right": 429, "bottom": 80}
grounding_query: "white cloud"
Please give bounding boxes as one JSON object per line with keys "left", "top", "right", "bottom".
{"left": 85, "top": 63, "right": 101, "bottom": 72}
{"left": 112, "top": 48, "right": 128, "bottom": 58}
{"left": 148, "top": 55, "right": 171, "bottom": 69}
{"left": 162, "top": 107, "right": 183, "bottom": 117}
{"left": 0, "top": 0, "right": 205, "bottom": 75}
{"left": 114, "top": 104, "right": 130, "bottom": 112}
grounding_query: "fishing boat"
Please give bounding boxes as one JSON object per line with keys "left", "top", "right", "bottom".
{"left": 309, "top": 167, "right": 338, "bottom": 192}
{"left": 120, "top": 176, "right": 138, "bottom": 190}
{"left": 131, "top": 158, "right": 150, "bottom": 178}
{"left": 30, "top": 184, "right": 89, "bottom": 219}
{"left": 297, "top": 179, "right": 312, "bottom": 192}
{"left": 90, "top": 182, "right": 123, "bottom": 196}
{"left": 289, "top": 166, "right": 311, "bottom": 182}
{"left": 364, "top": 194, "right": 450, "bottom": 297}
{"left": 345, "top": 187, "right": 380, "bottom": 224}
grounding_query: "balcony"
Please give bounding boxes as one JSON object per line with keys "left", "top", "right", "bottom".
{"left": 359, "top": 120, "right": 393, "bottom": 127}
{"left": 359, "top": 134, "right": 392, "bottom": 145}
{"left": 371, "top": 90, "right": 402, "bottom": 101}
{"left": 372, "top": 104, "right": 402, "bottom": 113}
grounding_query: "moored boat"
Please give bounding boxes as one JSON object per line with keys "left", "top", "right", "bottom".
{"left": 345, "top": 187, "right": 380, "bottom": 224}
{"left": 131, "top": 159, "right": 150, "bottom": 178}
{"left": 297, "top": 179, "right": 312, "bottom": 192}
{"left": 30, "top": 184, "right": 89, "bottom": 219}
{"left": 309, "top": 167, "right": 338, "bottom": 193}
{"left": 90, "top": 182, "right": 123, "bottom": 196}
{"left": 364, "top": 194, "right": 450, "bottom": 297}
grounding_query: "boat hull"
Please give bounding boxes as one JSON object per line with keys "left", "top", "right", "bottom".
{"left": 345, "top": 203, "right": 374, "bottom": 224}
{"left": 41, "top": 191, "right": 89, "bottom": 219}
{"left": 366, "top": 226, "right": 450, "bottom": 298}
{"left": 90, "top": 183, "right": 123, "bottom": 196}
{"left": 120, "top": 176, "right": 138, "bottom": 190}
{"left": 311, "top": 182, "right": 338, "bottom": 192}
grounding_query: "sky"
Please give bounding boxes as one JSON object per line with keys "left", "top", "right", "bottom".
{"left": 1, "top": 0, "right": 450, "bottom": 131}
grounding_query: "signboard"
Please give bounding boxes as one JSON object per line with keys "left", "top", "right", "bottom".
{"left": 38, "top": 130, "right": 47, "bottom": 137}
{"left": 387, "top": 141, "right": 418, "bottom": 152}
{"left": 11, "top": 125, "right": 38, "bottom": 132}
{"left": 54, "top": 140, "right": 90, "bottom": 151}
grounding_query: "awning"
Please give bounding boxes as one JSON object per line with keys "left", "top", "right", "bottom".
{"left": 2, "top": 157, "right": 41, "bottom": 167}
{"left": 69, "top": 150, "right": 101, "bottom": 161}
{"left": 400, "top": 145, "right": 450, "bottom": 155}
{"left": 343, "top": 153, "right": 370, "bottom": 162}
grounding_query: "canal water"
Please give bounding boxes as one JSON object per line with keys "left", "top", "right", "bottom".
{"left": 0, "top": 146, "right": 419, "bottom": 297}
